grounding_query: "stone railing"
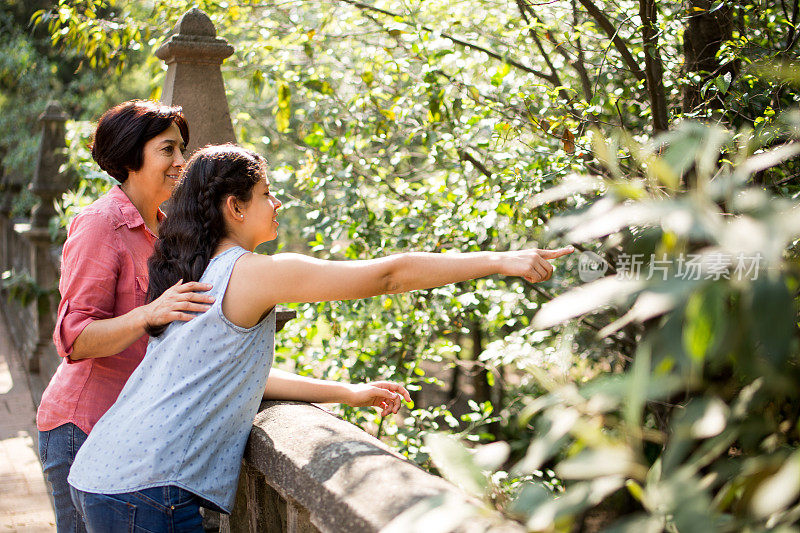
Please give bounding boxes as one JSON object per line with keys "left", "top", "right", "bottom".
{"left": 0, "top": 7, "right": 527, "bottom": 533}
{"left": 222, "top": 401, "right": 523, "bottom": 533}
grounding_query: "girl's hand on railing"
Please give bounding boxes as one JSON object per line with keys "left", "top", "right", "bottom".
{"left": 141, "top": 279, "right": 215, "bottom": 328}
{"left": 499, "top": 246, "right": 574, "bottom": 283}
{"left": 345, "top": 381, "right": 412, "bottom": 417}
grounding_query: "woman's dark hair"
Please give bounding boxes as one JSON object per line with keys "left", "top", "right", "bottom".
{"left": 146, "top": 144, "right": 266, "bottom": 336}
{"left": 91, "top": 100, "right": 189, "bottom": 183}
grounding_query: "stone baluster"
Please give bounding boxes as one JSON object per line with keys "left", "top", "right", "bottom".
{"left": 22, "top": 101, "right": 73, "bottom": 373}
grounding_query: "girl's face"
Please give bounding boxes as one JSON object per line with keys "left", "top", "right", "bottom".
{"left": 127, "top": 123, "right": 186, "bottom": 204}
{"left": 241, "top": 175, "right": 282, "bottom": 245}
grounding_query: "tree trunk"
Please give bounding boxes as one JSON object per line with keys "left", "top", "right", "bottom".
{"left": 682, "top": 0, "right": 734, "bottom": 114}
{"left": 640, "top": 0, "right": 669, "bottom": 132}
{"left": 470, "top": 321, "right": 491, "bottom": 405}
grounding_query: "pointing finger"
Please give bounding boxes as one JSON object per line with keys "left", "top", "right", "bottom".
{"left": 538, "top": 246, "right": 575, "bottom": 260}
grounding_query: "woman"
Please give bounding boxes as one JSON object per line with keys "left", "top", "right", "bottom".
{"left": 37, "top": 100, "right": 215, "bottom": 532}
{"left": 67, "top": 144, "right": 573, "bottom": 532}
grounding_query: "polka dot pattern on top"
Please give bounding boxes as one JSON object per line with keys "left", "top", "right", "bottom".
{"left": 68, "top": 246, "right": 276, "bottom": 513}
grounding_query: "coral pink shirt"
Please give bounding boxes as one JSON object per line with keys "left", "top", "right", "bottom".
{"left": 37, "top": 185, "right": 163, "bottom": 435}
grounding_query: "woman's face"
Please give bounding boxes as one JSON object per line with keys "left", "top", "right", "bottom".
{"left": 127, "top": 123, "right": 186, "bottom": 204}
{"left": 241, "top": 175, "right": 282, "bottom": 246}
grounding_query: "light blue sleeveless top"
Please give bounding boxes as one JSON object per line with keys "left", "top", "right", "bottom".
{"left": 68, "top": 246, "right": 275, "bottom": 513}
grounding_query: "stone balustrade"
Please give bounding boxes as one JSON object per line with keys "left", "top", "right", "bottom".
{"left": 222, "top": 401, "right": 523, "bottom": 533}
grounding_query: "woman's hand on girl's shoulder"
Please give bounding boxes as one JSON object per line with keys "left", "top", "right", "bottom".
{"left": 140, "top": 279, "right": 215, "bottom": 329}
{"left": 345, "top": 381, "right": 412, "bottom": 417}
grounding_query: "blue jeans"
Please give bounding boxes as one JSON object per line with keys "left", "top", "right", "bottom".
{"left": 70, "top": 485, "right": 204, "bottom": 533}
{"left": 39, "top": 423, "right": 89, "bottom": 533}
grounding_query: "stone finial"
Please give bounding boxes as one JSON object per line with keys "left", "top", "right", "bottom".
{"left": 155, "top": 8, "right": 233, "bottom": 64}
{"left": 174, "top": 7, "right": 217, "bottom": 37}
{"left": 39, "top": 101, "right": 68, "bottom": 123}
{"left": 30, "top": 100, "right": 71, "bottom": 228}
{"left": 155, "top": 8, "right": 236, "bottom": 153}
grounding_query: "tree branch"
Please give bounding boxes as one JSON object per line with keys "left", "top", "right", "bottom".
{"left": 516, "top": 0, "right": 563, "bottom": 87}
{"left": 576, "top": 0, "right": 646, "bottom": 81}
{"left": 571, "top": 0, "right": 595, "bottom": 102}
{"left": 458, "top": 149, "right": 494, "bottom": 179}
{"left": 786, "top": 0, "right": 800, "bottom": 52}
{"left": 337, "top": 0, "right": 556, "bottom": 84}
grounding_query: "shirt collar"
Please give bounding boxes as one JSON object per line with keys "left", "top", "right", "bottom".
{"left": 108, "top": 185, "right": 165, "bottom": 237}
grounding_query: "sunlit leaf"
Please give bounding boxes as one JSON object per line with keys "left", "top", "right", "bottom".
{"left": 751, "top": 451, "right": 800, "bottom": 518}
{"left": 382, "top": 492, "right": 484, "bottom": 533}
{"left": 526, "top": 477, "right": 625, "bottom": 530}
{"left": 526, "top": 174, "right": 604, "bottom": 209}
{"left": 533, "top": 276, "right": 645, "bottom": 329}
{"left": 471, "top": 441, "right": 510, "bottom": 471}
{"left": 509, "top": 482, "right": 554, "bottom": 520}
{"left": 557, "top": 446, "right": 641, "bottom": 480}
{"left": 682, "top": 283, "right": 726, "bottom": 364}
{"left": 424, "top": 433, "right": 486, "bottom": 497}
{"left": 603, "top": 513, "right": 664, "bottom": 533}
{"left": 514, "top": 407, "right": 579, "bottom": 474}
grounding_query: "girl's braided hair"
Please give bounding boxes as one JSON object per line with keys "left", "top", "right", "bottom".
{"left": 146, "top": 144, "right": 266, "bottom": 336}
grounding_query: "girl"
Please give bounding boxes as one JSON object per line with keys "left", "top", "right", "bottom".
{"left": 37, "top": 100, "right": 214, "bottom": 532}
{"left": 67, "top": 144, "right": 573, "bottom": 532}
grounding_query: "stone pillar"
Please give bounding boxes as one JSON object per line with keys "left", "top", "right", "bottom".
{"left": 155, "top": 8, "right": 236, "bottom": 153}
{"left": 22, "top": 101, "right": 72, "bottom": 373}
{"left": 30, "top": 102, "right": 71, "bottom": 228}
{"left": 0, "top": 156, "right": 24, "bottom": 275}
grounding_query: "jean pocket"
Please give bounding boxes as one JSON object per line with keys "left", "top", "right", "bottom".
{"left": 171, "top": 487, "right": 199, "bottom": 508}
{"left": 129, "top": 488, "right": 169, "bottom": 513}
{"left": 82, "top": 492, "right": 137, "bottom": 533}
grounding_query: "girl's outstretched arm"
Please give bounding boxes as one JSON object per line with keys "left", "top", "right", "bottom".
{"left": 232, "top": 246, "right": 574, "bottom": 314}
{"left": 263, "top": 369, "right": 411, "bottom": 416}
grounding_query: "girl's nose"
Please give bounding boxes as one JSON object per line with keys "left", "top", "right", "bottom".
{"left": 174, "top": 150, "right": 186, "bottom": 168}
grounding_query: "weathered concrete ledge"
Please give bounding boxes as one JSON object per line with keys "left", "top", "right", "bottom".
{"left": 221, "top": 401, "right": 524, "bottom": 533}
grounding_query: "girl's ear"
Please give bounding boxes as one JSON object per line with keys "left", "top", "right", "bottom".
{"left": 223, "top": 195, "right": 243, "bottom": 221}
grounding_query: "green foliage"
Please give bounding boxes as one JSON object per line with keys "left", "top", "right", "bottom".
{"left": 0, "top": 0, "right": 153, "bottom": 220}
{"left": 420, "top": 120, "right": 800, "bottom": 531}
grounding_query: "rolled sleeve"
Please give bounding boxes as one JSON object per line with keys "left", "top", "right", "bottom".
{"left": 53, "top": 211, "right": 121, "bottom": 359}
